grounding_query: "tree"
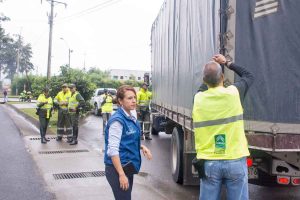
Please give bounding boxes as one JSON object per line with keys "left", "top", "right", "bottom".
{"left": 1, "top": 35, "right": 34, "bottom": 84}
{"left": 48, "top": 65, "right": 96, "bottom": 101}
{"left": 0, "top": 13, "right": 11, "bottom": 80}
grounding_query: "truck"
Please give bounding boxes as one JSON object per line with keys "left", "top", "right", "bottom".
{"left": 150, "top": 0, "right": 300, "bottom": 186}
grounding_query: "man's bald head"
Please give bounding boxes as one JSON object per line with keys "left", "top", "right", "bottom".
{"left": 203, "top": 61, "right": 223, "bottom": 87}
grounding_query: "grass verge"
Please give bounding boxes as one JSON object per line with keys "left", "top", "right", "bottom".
{"left": 20, "top": 108, "right": 58, "bottom": 134}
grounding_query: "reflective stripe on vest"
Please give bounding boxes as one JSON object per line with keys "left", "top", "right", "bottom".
{"left": 68, "top": 91, "right": 79, "bottom": 111}
{"left": 193, "top": 114, "right": 243, "bottom": 128}
{"left": 192, "top": 85, "right": 249, "bottom": 160}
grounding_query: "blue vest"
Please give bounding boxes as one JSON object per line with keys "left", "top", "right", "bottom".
{"left": 104, "top": 108, "right": 142, "bottom": 172}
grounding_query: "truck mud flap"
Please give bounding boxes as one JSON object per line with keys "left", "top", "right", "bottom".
{"left": 183, "top": 152, "right": 199, "bottom": 185}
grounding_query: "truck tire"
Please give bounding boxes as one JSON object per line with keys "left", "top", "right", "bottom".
{"left": 171, "top": 127, "right": 184, "bottom": 184}
{"left": 151, "top": 127, "right": 159, "bottom": 135}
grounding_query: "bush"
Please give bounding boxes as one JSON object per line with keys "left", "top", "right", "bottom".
{"left": 11, "top": 65, "right": 147, "bottom": 103}
{"left": 46, "top": 66, "right": 96, "bottom": 101}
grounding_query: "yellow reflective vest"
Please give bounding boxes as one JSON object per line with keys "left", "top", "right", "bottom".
{"left": 68, "top": 91, "right": 79, "bottom": 112}
{"left": 54, "top": 90, "right": 71, "bottom": 109}
{"left": 101, "top": 94, "right": 113, "bottom": 113}
{"left": 192, "top": 85, "right": 249, "bottom": 160}
{"left": 137, "top": 88, "right": 152, "bottom": 107}
{"left": 37, "top": 94, "right": 53, "bottom": 118}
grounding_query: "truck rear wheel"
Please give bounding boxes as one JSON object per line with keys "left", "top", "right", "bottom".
{"left": 151, "top": 127, "right": 159, "bottom": 135}
{"left": 171, "top": 127, "right": 184, "bottom": 184}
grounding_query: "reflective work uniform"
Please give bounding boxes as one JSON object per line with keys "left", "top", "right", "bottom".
{"left": 37, "top": 94, "right": 53, "bottom": 139}
{"left": 137, "top": 88, "right": 152, "bottom": 137}
{"left": 68, "top": 91, "right": 85, "bottom": 142}
{"left": 193, "top": 85, "right": 249, "bottom": 159}
{"left": 101, "top": 94, "right": 113, "bottom": 133}
{"left": 193, "top": 85, "right": 250, "bottom": 200}
{"left": 54, "top": 90, "right": 72, "bottom": 139}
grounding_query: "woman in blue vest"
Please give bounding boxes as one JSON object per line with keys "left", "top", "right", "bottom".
{"left": 104, "top": 85, "right": 152, "bottom": 200}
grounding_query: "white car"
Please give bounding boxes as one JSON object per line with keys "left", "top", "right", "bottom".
{"left": 90, "top": 88, "right": 117, "bottom": 115}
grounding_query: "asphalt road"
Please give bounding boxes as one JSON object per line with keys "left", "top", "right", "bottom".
{"left": 79, "top": 114, "right": 300, "bottom": 200}
{"left": 0, "top": 105, "right": 55, "bottom": 200}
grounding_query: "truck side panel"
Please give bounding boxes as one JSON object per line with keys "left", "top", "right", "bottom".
{"left": 151, "top": 0, "right": 220, "bottom": 118}
{"left": 233, "top": 0, "right": 300, "bottom": 126}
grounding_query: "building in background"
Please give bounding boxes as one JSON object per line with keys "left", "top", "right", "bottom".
{"left": 109, "top": 69, "right": 151, "bottom": 82}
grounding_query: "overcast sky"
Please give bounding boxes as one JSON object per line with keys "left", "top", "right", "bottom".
{"left": 0, "top": 0, "right": 163, "bottom": 76}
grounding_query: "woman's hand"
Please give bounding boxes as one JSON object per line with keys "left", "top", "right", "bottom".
{"left": 119, "top": 174, "right": 129, "bottom": 191}
{"left": 141, "top": 145, "right": 152, "bottom": 160}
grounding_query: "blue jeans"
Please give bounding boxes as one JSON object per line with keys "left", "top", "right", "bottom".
{"left": 199, "top": 157, "right": 248, "bottom": 200}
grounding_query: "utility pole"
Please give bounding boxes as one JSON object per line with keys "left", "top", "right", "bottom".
{"left": 46, "top": 0, "right": 54, "bottom": 80}
{"left": 60, "top": 37, "right": 72, "bottom": 67}
{"left": 83, "top": 52, "right": 86, "bottom": 70}
{"left": 45, "top": 0, "right": 67, "bottom": 80}
{"left": 15, "top": 33, "right": 21, "bottom": 95}
{"left": 16, "top": 46, "right": 19, "bottom": 95}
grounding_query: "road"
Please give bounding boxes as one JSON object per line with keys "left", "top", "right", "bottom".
{"left": 0, "top": 105, "right": 55, "bottom": 200}
{"left": 2, "top": 102, "right": 300, "bottom": 200}
{"left": 79, "top": 114, "right": 300, "bottom": 200}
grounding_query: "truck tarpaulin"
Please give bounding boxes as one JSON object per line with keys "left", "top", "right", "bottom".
{"left": 230, "top": 0, "right": 300, "bottom": 133}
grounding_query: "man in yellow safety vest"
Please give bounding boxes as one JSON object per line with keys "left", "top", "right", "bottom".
{"left": 137, "top": 82, "right": 152, "bottom": 140}
{"left": 101, "top": 89, "right": 113, "bottom": 133}
{"left": 192, "top": 54, "right": 254, "bottom": 200}
{"left": 36, "top": 87, "right": 53, "bottom": 144}
{"left": 68, "top": 84, "right": 85, "bottom": 145}
{"left": 54, "top": 83, "right": 72, "bottom": 142}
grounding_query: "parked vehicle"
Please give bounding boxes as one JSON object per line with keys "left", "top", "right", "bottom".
{"left": 151, "top": 0, "right": 300, "bottom": 186}
{"left": 90, "top": 88, "right": 117, "bottom": 116}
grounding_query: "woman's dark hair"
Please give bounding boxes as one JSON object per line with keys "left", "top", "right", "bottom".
{"left": 117, "top": 85, "right": 136, "bottom": 104}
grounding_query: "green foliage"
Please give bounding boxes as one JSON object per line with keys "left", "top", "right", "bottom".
{"left": 46, "top": 65, "right": 96, "bottom": 101}
{"left": 11, "top": 76, "right": 30, "bottom": 95}
{"left": 30, "top": 76, "right": 48, "bottom": 97}
{"left": 0, "top": 13, "right": 34, "bottom": 83}
{"left": 12, "top": 65, "right": 146, "bottom": 105}
{"left": 1, "top": 35, "right": 34, "bottom": 80}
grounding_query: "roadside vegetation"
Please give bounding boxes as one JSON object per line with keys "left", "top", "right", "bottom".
{"left": 20, "top": 108, "right": 58, "bottom": 134}
{"left": 11, "top": 65, "right": 143, "bottom": 105}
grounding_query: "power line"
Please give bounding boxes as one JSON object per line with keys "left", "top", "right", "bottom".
{"left": 55, "top": 0, "right": 121, "bottom": 22}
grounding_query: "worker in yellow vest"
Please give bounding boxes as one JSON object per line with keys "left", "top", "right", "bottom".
{"left": 54, "top": 83, "right": 72, "bottom": 142}
{"left": 192, "top": 54, "right": 254, "bottom": 200}
{"left": 36, "top": 87, "right": 53, "bottom": 144}
{"left": 101, "top": 89, "right": 113, "bottom": 134}
{"left": 137, "top": 82, "right": 152, "bottom": 140}
{"left": 68, "top": 84, "right": 85, "bottom": 145}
